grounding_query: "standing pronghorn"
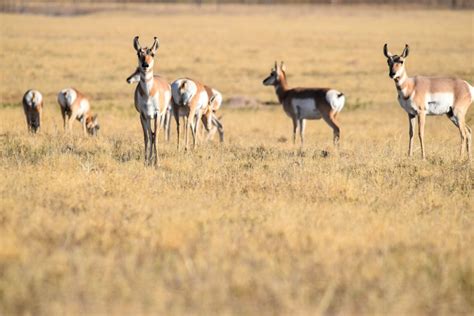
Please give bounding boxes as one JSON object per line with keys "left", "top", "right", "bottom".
{"left": 22, "top": 89, "right": 44, "bottom": 133}
{"left": 132, "top": 36, "right": 172, "bottom": 165}
{"left": 263, "top": 61, "right": 345, "bottom": 146}
{"left": 170, "top": 78, "right": 211, "bottom": 150}
{"left": 384, "top": 44, "right": 473, "bottom": 159}
{"left": 57, "top": 88, "right": 100, "bottom": 136}
{"left": 126, "top": 67, "right": 173, "bottom": 142}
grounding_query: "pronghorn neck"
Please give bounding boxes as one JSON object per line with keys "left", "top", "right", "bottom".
{"left": 394, "top": 69, "right": 414, "bottom": 99}
{"left": 275, "top": 75, "right": 289, "bottom": 103}
{"left": 139, "top": 68, "right": 154, "bottom": 96}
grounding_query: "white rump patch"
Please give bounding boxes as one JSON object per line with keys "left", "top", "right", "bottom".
{"left": 171, "top": 78, "right": 198, "bottom": 106}
{"left": 291, "top": 98, "right": 321, "bottom": 120}
{"left": 58, "top": 88, "right": 77, "bottom": 109}
{"left": 326, "top": 89, "right": 345, "bottom": 112}
{"left": 25, "top": 90, "right": 43, "bottom": 108}
{"left": 425, "top": 92, "right": 454, "bottom": 115}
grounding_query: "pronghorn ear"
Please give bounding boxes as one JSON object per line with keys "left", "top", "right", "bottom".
{"left": 151, "top": 37, "right": 160, "bottom": 53}
{"left": 93, "top": 114, "right": 98, "bottom": 122}
{"left": 133, "top": 36, "right": 141, "bottom": 51}
{"left": 401, "top": 44, "right": 409, "bottom": 58}
{"left": 274, "top": 61, "right": 278, "bottom": 70}
{"left": 280, "top": 61, "right": 286, "bottom": 73}
{"left": 383, "top": 43, "right": 392, "bottom": 58}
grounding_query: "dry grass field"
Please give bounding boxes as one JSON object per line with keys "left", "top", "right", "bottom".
{"left": 1, "top": 4, "right": 473, "bottom": 315}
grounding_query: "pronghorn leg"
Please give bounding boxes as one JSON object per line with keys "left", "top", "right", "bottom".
{"left": 457, "top": 116, "right": 468, "bottom": 159}
{"left": 173, "top": 108, "right": 180, "bottom": 150}
{"left": 466, "top": 126, "right": 472, "bottom": 160}
{"left": 68, "top": 113, "right": 76, "bottom": 134}
{"left": 61, "top": 109, "right": 67, "bottom": 132}
{"left": 140, "top": 114, "right": 151, "bottom": 165}
{"left": 184, "top": 115, "right": 190, "bottom": 151}
{"left": 165, "top": 109, "right": 172, "bottom": 142}
{"left": 152, "top": 114, "right": 159, "bottom": 166}
{"left": 417, "top": 112, "right": 426, "bottom": 159}
{"left": 291, "top": 118, "right": 297, "bottom": 145}
{"left": 214, "top": 115, "right": 224, "bottom": 143}
{"left": 408, "top": 114, "right": 416, "bottom": 157}
{"left": 321, "top": 111, "right": 341, "bottom": 147}
{"left": 82, "top": 119, "right": 87, "bottom": 136}
{"left": 299, "top": 119, "right": 306, "bottom": 146}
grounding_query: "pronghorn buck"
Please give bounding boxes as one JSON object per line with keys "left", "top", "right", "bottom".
{"left": 57, "top": 88, "right": 100, "bottom": 136}
{"left": 126, "top": 67, "right": 172, "bottom": 142}
{"left": 384, "top": 44, "right": 473, "bottom": 159}
{"left": 132, "top": 36, "right": 172, "bottom": 165}
{"left": 171, "top": 78, "right": 221, "bottom": 150}
{"left": 263, "top": 61, "right": 345, "bottom": 146}
{"left": 22, "top": 89, "right": 44, "bottom": 133}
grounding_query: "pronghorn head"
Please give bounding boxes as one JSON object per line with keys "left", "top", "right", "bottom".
{"left": 263, "top": 61, "right": 287, "bottom": 86}
{"left": 126, "top": 67, "right": 140, "bottom": 84}
{"left": 384, "top": 44, "right": 409, "bottom": 81}
{"left": 86, "top": 114, "right": 100, "bottom": 136}
{"left": 133, "top": 36, "right": 159, "bottom": 72}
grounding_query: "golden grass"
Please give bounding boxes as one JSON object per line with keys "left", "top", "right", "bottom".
{"left": 0, "top": 5, "right": 473, "bottom": 315}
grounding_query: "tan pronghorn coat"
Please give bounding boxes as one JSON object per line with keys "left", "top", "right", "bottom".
{"left": 22, "top": 89, "right": 44, "bottom": 133}
{"left": 170, "top": 78, "right": 212, "bottom": 150}
{"left": 57, "top": 88, "right": 99, "bottom": 136}
{"left": 127, "top": 66, "right": 172, "bottom": 141}
{"left": 384, "top": 44, "right": 473, "bottom": 159}
{"left": 263, "top": 61, "right": 345, "bottom": 145}
{"left": 132, "top": 36, "right": 172, "bottom": 165}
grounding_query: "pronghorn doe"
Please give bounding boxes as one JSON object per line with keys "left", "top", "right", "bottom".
{"left": 263, "top": 61, "right": 345, "bottom": 146}
{"left": 132, "top": 36, "right": 172, "bottom": 165}
{"left": 126, "top": 67, "right": 173, "bottom": 142}
{"left": 201, "top": 86, "right": 224, "bottom": 142}
{"left": 22, "top": 89, "right": 44, "bottom": 133}
{"left": 171, "top": 78, "right": 224, "bottom": 150}
{"left": 57, "top": 88, "right": 100, "bottom": 136}
{"left": 384, "top": 44, "right": 473, "bottom": 159}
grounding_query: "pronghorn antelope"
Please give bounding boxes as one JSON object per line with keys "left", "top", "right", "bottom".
{"left": 22, "top": 89, "right": 44, "bottom": 133}
{"left": 200, "top": 86, "right": 224, "bottom": 142}
{"left": 126, "top": 67, "right": 172, "bottom": 142}
{"left": 384, "top": 44, "right": 473, "bottom": 159}
{"left": 57, "top": 88, "right": 100, "bottom": 136}
{"left": 132, "top": 36, "right": 172, "bottom": 165}
{"left": 171, "top": 78, "right": 223, "bottom": 150}
{"left": 263, "top": 61, "right": 345, "bottom": 146}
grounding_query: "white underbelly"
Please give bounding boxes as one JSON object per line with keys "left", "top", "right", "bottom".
{"left": 138, "top": 93, "right": 160, "bottom": 118}
{"left": 291, "top": 98, "right": 321, "bottom": 120}
{"left": 425, "top": 92, "right": 453, "bottom": 115}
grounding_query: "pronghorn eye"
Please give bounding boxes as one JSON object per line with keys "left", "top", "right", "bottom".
{"left": 400, "top": 60, "right": 404, "bottom": 64}
{"left": 151, "top": 53, "right": 155, "bottom": 57}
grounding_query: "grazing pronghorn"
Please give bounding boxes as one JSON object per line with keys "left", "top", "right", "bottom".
{"left": 22, "top": 89, "right": 44, "bottom": 133}
{"left": 384, "top": 44, "right": 473, "bottom": 159}
{"left": 170, "top": 78, "right": 211, "bottom": 150}
{"left": 263, "top": 61, "right": 345, "bottom": 146}
{"left": 132, "top": 36, "right": 172, "bottom": 165}
{"left": 57, "top": 88, "right": 100, "bottom": 136}
{"left": 201, "top": 86, "right": 224, "bottom": 142}
{"left": 126, "top": 67, "right": 172, "bottom": 142}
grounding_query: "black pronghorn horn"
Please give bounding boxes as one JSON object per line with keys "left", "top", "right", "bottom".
{"left": 401, "top": 44, "right": 409, "bottom": 58}
{"left": 151, "top": 37, "right": 160, "bottom": 52}
{"left": 383, "top": 43, "right": 393, "bottom": 58}
{"left": 133, "top": 36, "right": 141, "bottom": 51}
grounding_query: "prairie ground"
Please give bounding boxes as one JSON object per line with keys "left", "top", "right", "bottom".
{"left": 0, "top": 4, "right": 473, "bottom": 316}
